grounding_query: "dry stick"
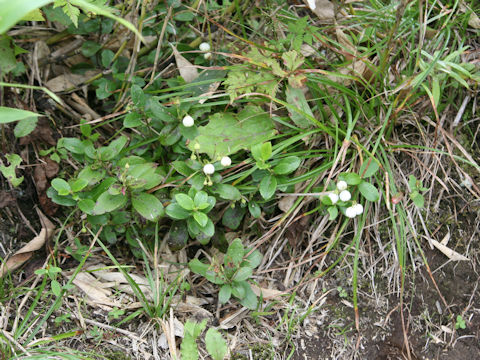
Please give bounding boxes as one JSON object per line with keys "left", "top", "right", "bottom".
{"left": 0, "top": 329, "right": 31, "bottom": 356}
{"left": 146, "top": 6, "right": 173, "bottom": 88}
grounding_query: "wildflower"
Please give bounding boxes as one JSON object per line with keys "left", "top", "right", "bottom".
{"left": 221, "top": 156, "right": 231, "bottom": 167}
{"left": 345, "top": 206, "right": 356, "bottom": 218}
{"left": 182, "top": 115, "right": 194, "bottom": 127}
{"left": 339, "top": 190, "right": 351, "bottom": 202}
{"left": 353, "top": 203, "right": 364, "bottom": 215}
{"left": 328, "top": 193, "right": 339, "bottom": 204}
{"left": 204, "top": 52, "right": 212, "bottom": 60}
{"left": 336, "top": 180, "right": 348, "bottom": 191}
{"left": 199, "top": 42, "right": 210, "bottom": 52}
{"left": 203, "top": 163, "right": 215, "bottom": 175}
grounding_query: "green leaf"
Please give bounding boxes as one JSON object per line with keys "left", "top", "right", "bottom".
{"left": 188, "top": 259, "right": 209, "bottom": 277}
{"left": 412, "top": 194, "right": 425, "bottom": 208}
{"left": 212, "top": 184, "right": 241, "bottom": 201}
{"left": 51, "top": 280, "right": 62, "bottom": 297}
{"left": 225, "top": 238, "right": 244, "bottom": 268}
{"left": 0, "top": 106, "right": 40, "bottom": 124}
{"left": 342, "top": 172, "right": 362, "bottom": 185}
{"left": 174, "top": 11, "right": 194, "bottom": 21}
{"left": 61, "top": 137, "right": 85, "bottom": 154}
{"left": 248, "top": 202, "right": 261, "bottom": 218}
{"left": 218, "top": 284, "right": 232, "bottom": 304}
{"left": 193, "top": 191, "right": 208, "bottom": 207}
{"left": 327, "top": 206, "right": 338, "bottom": 220}
{"left": 358, "top": 181, "right": 379, "bottom": 202}
{"left": 359, "top": 160, "right": 379, "bottom": 178}
{"left": 0, "top": 0, "right": 53, "bottom": 35}
{"left": 193, "top": 211, "right": 208, "bottom": 227}
{"left": 166, "top": 203, "right": 191, "bottom": 220}
{"left": 259, "top": 174, "right": 277, "bottom": 199}
{"left": 130, "top": 84, "right": 146, "bottom": 108}
{"left": 81, "top": 40, "right": 102, "bottom": 57}
{"left": 92, "top": 191, "right": 126, "bottom": 215}
{"left": 260, "top": 142, "right": 272, "bottom": 161}
{"left": 222, "top": 206, "right": 245, "bottom": 230}
{"left": 231, "top": 281, "right": 246, "bottom": 299}
{"left": 282, "top": 50, "right": 304, "bottom": 71}
{"left": 285, "top": 85, "right": 313, "bottom": 128}
{"left": 184, "top": 319, "right": 207, "bottom": 339}
{"left": 238, "top": 281, "right": 258, "bottom": 310}
{"left": 0, "top": 153, "right": 23, "bottom": 187}
{"left": 199, "top": 218, "right": 214, "bottom": 238}
{"left": 14, "top": 116, "right": 37, "bottom": 137}
{"left": 273, "top": 156, "right": 301, "bottom": 175}
{"left": 233, "top": 266, "right": 253, "bottom": 281}
{"left": 180, "top": 334, "right": 199, "bottom": 360}
{"left": 78, "top": 199, "right": 95, "bottom": 214}
{"left": 175, "top": 193, "right": 195, "bottom": 211}
{"left": 205, "top": 328, "right": 228, "bottom": 360}
{"left": 123, "top": 112, "right": 143, "bottom": 128}
{"left": 132, "top": 193, "right": 164, "bottom": 221}
{"left": 70, "top": 178, "right": 88, "bottom": 192}
{"left": 187, "top": 106, "right": 275, "bottom": 158}
{"left": 51, "top": 178, "right": 71, "bottom": 196}
{"left": 245, "top": 249, "right": 262, "bottom": 269}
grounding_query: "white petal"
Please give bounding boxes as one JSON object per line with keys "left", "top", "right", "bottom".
{"left": 339, "top": 190, "right": 351, "bottom": 202}
{"left": 182, "top": 115, "right": 194, "bottom": 127}
{"left": 203, "top": 163, "right": 215, "bottom": 175}
{"left": 336, "top": 180, "right": 348, "bottom": 191}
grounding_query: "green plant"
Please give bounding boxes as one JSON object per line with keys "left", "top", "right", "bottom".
{"left": 0, "top": 153, "right": 24, "bottom": 187}
{"left": 34, "top": 265, "right": 63, "bottom": 297}
{"left": 455, "top": 314, "right": 466, "bottom": 330}
{"left": 408, "top": 175, "right": 428, "bottom": 208}
{"left": 180, "top": 320, "right": 228, "bottom": 360}
{"left": 189, "top": 238, "right": 262, "bottom": 310}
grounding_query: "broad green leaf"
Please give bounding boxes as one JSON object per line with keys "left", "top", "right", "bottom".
{"left": 175, "top": 193, "right": 195, "bottom": 211}
{"left": 187, "top": 106, "right": 275, "bottom": 158}
{"left": 0, "top": 153, "right": 23, "bottom": 187}
{"left": 130, "top": 85, "right": 146, "bottom": 108}
{"left": 0, "top": 0, "right": 52, "bottom": 34}
{"left": 0, "top": 106, "right": 40, "bottom": 124}
{"left": 342, "top": 172, "right": 362, "bottom": 185}
{"left": 132, "top": 193, "right": 164, "bottom": 221}
{"left": 218, "top": 284, "right": 232, "bottom": 304}
{"left": 61, "top": 137, "right": 85, "bottom": 154}
{"left": 245, "top": 249, "right": 262, "bottom": 269}
{"left": 212, "top": 184, "right": 241, "bottom": 201}
{"left": 47, "top": 188, "right": 76, "bottom": 206}
{"left": 180, "top": 334, "right": 198, "bottom": 360}
{"left": 14, "top": 116, "right": 37, "bottom": 137}
{"left": 231, "top": 281, "right": 246, "bottom": 299}
{"left": 225, "top": 238, "right": 244, "bottom": 268}
{"left": 123, "top": 112, "right": 143, "bottom": 128}
{"left": 51, "top": 178, "right": 71, "bottom": 196}
{"left": 260, "top": 142, "right": 272, "bottom": 161}
{"left": 248, "top": 202, "right": 261, "bottom": 218}
{"left": 188, "top": 259, "right": 209, "bottom": 277}
{"left": 174, "top": 11, "right": 194, "bottom": 21}
{"left": 193, "top": 191, "right": 209, "bottom": 207}
{"left": 92, "top": 191, "right": 126, "bottom": 215}
{"left": 199, "top": 218, "right": 214, "bottom": 238}
{"left": 238, "top": 281, "right": 258, "bottom": 310}
{"left": 81, "top": 40, "right": 101, "bottom": 57}
{"left": 359, "top": 161, "right": 379, "bottom": 178}
{"left": 273, "top": 156, "right": 301, "bottom": 175}
{"left": 282, "top": 50, "right": 304, "bottom": 71}
{"left": 205, "top": 328, "right": 228, "bottom": 360}
{"left": 78, "top": 165, "right": 105, "bottom": 185}
{"left": 166, "top": 203, "right": 191, "bottom": 220}
{"left": 259, "top": 174, "right": 277, "bottom": 199}
{"left": 78, "top": 199, "right": 95, "bottom": 214}
{"left": 222, "top": 206, "right": 245, "bottom": 230}
{"left": 70, "top": 178, "right": 88, "bottom": 192}
{"left": 327, "top": 206, "right": 338, "bottom": 220}
{"left": 184, "top": 319, "right": 207, "bottom": 339}
{"left": 193, "top": 211, "right": 208, "bottom": 227}
{"left": 358, "top": 181, "right": 379, "bottom": 202}
{"left": 51, "top": 280, "right": 61, "bottom": 297}
{"left": 285, "top": 85, "right": 313, "bottom": 128}
{"left": 233, "top": 266, "right": 253, "bottom": 282}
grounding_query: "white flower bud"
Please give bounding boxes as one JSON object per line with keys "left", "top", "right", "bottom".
{"left": 328, "top": 193, "right": 339, "bottom": 204}
{"left": 353, "top": 203, "right": 364, "bottom": 215}
{"left": 199, "top": 42, "right": 211, "bottom": 52}
{"left": 336, "top": 180, "right": 348, "bottom": 191}
{"left": 339, "top": 190, "right": 351, "bottom": 202}
{"left": 221, "top": 156, "right": 231, "bottom": 167}
{"left": 182, "top": 115, "right": 194, "bottom": 127}
{"left": 345, "top": 206, "right": 356, "bottom": 218}
{"left": 204, "top": 52, "right": 212, "bottom": 60}
{"left": 203, "top": 163, "right": 215, "bottom": 175}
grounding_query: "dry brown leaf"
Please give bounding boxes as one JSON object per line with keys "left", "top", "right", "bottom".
{"left": 460, "top": 1, "right": 480, "bottom": 29}
{"left": 0, "top": 190, "right": 16, "bottom": 208}
{"left": 278, "top": 195, "right": 296, "bottom": 213}
{"left": 305, "top": 0, "right": 335, "bottom": 21}
{"left": 431, "top": 238, "right": 469, "bottom": 261}
{"left": 251, "top": 284, "right": 285, "bottom": 300}
{"left": 46, "top": 71, "right": 98, "bottom": 92}
{"left": 171, "top": 45, "right": 198, "bottom": 83}
{"left": 0, "top": 209, "right": 54, "bottom": 277}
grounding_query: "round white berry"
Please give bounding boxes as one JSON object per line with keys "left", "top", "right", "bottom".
{"left": 336, "top": 180, "right": 348, "bottom": 191}
{"left": 204, "top": 52, "right": 212, "bottom": 60}
{"left": 328, "top": 193, "right": 339, "bottom": 204}
{"left": 199, "top": 42, "right": 211, "bottom": 52}
{"left": 345, "top": 206, "right": 356, "bottom": 218}
{"left": 182, "top": 115, "right": 194, "bottom": 127}
{"left": 339, "top": 190, "right": 351, "bottom": 202}
{"left": 203, "top": 163, "right": 215, "bottom": 175}
{"left": 221, "top": 156, "right": 231, "bottom": 167}
{"left": 353, "top": 203, "right": 364, "bottom": 215}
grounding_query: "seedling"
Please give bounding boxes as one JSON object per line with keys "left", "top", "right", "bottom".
{"left": 408, "top": 175, "right": 428, "bottom": 208}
